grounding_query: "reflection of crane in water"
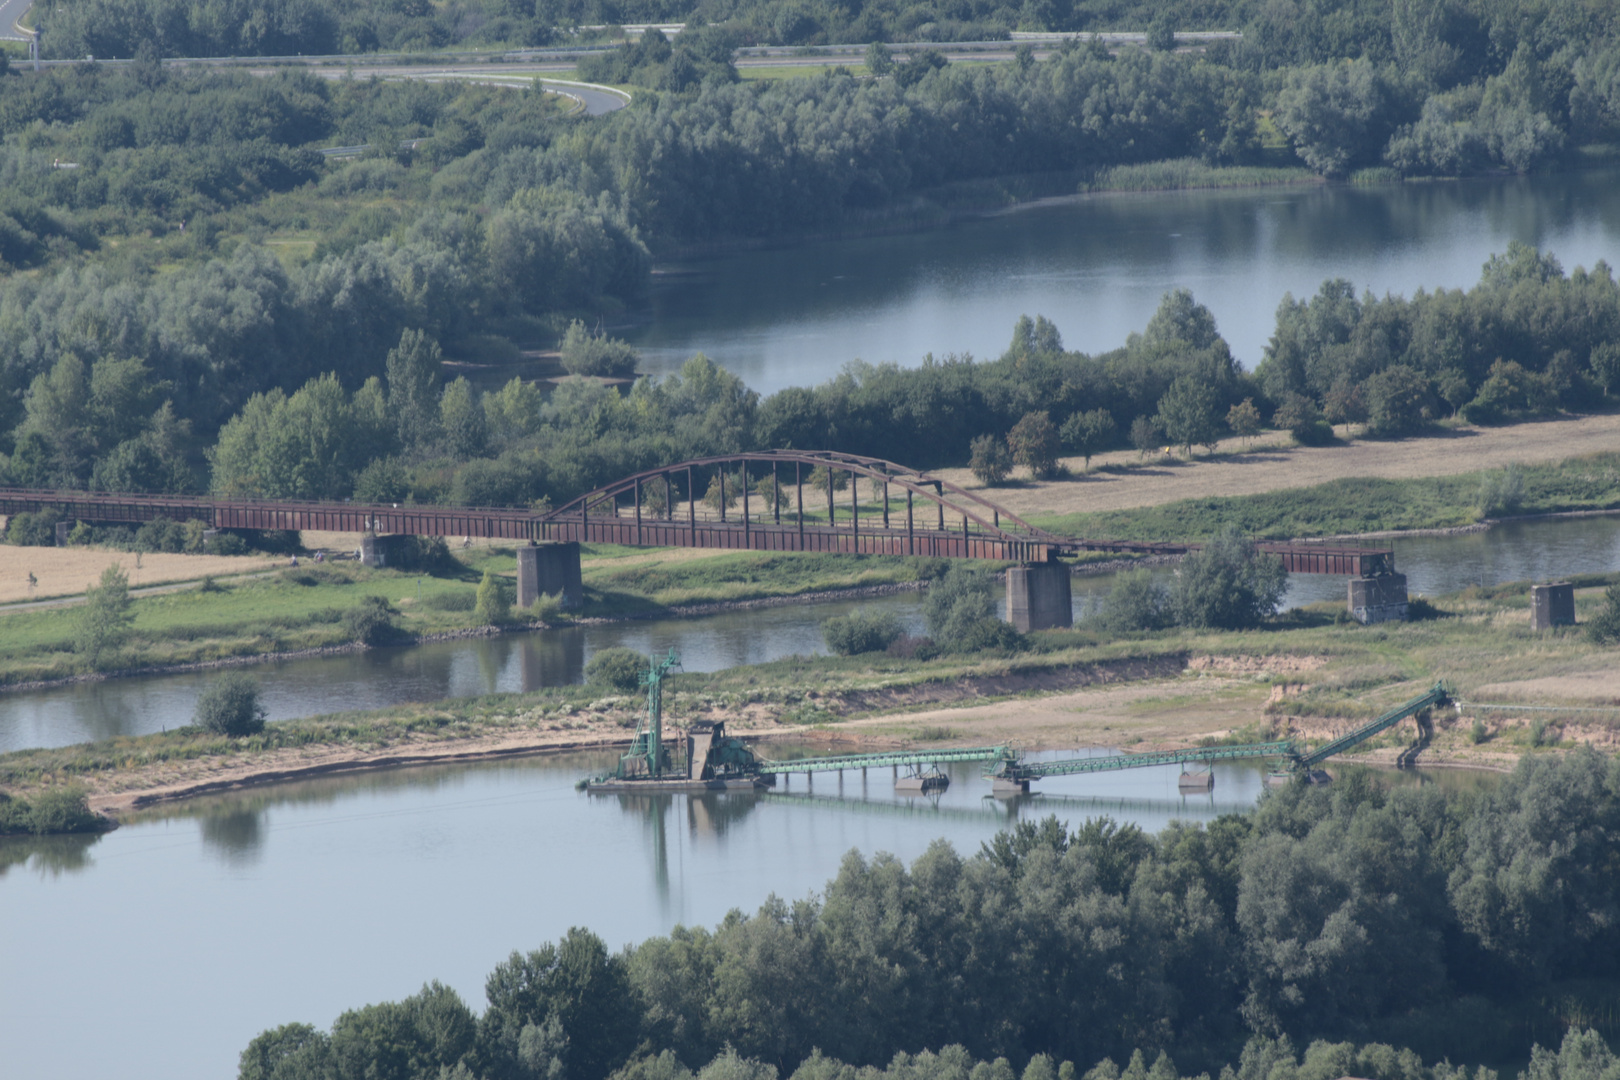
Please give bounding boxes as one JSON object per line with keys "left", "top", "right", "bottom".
{"left": 609, "top": 790, "right": 766, "bottom": 904}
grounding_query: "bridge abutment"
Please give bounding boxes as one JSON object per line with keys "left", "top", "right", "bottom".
{"left": 1348, "top": 573, "right": 1408, "bottom": 624}
{"left": 359, "top": 533, "right": 412, "bottom": 568}
{"left": 1530, "top": 582, "right": 1575, "bottom": 630}
{"left": 1006, "top": 561, "right": 1072, "bottom": 632}
{"left": 517, "top": 541, "right": 583, "bottom": 611}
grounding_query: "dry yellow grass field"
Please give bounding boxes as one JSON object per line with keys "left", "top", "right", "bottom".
{"left": 0, "top": 549, "right": 281, "bottom": 604}
{"left": 931, "top": 412, "right": 1620, "bottom": 518}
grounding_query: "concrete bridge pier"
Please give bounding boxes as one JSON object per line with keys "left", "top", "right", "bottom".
{"left": 359, "top": 533, "right": 412, "bottom": 567}
{"left": 517, "top": 541, "right": 583, "bottom": 610}
{"left": 1348, "top": 573, "right": 1408, "bottom": 624}
{"left": 1006, "top": 562, "right": 1073, "bottom": 632}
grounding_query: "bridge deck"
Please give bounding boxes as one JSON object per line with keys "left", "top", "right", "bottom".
{"left": 0, "top": 484, "right": 1392, "bottom": 575}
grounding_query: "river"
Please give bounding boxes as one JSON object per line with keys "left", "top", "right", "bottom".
{"left": 0, "top": 749, "right": 1500, "bottom": 1080}
{"left": 3, "top": 513, "right": 1617, "bottom": 753}
{"left": 626, "top": 170, "right": 1620, "bottom": 393}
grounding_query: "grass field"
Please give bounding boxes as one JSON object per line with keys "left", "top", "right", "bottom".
{"left": 0, "top": 540, "right": 945, "bottom": 684}
{"left": 1028, "top": 453, "right": 1620, "bottom": 541}
{"left": 934, "top": 412, "right": 1620, "bottom": 526}
{"left": 0, "top": 549, "right": 282, "bottom": 604}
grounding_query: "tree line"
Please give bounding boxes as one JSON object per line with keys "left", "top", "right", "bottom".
{"left": 6, "top": 243, "right": 1620, "bottom": 524}
{"left": 239, "top": 750, "right": 1620, "bottom": 1080}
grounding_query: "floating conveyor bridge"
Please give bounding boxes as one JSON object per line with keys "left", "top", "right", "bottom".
{"left": 986, "top": 682, "right": 1451, "bottom": 791}
{"left": 758, "top": 745, "right": 1015, "bottom": 777}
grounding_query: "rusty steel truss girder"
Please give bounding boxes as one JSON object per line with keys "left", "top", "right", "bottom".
{"left": 0, "top": 451, "right": 1395, "bottom": 576}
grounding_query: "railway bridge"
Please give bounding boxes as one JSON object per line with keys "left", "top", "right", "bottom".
{"left": 0, "top": 449, "right": 1407, "bottom": 628}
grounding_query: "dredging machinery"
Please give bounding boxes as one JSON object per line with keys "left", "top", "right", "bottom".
{"left": 583, "top": 653, "right": 1450, "bottom": 796}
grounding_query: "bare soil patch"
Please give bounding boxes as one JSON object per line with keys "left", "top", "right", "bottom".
{"left": 930, "top": 413, "right": 1620, "bottom": 518}
{"left": 835, "top": 676, "right": 1272, "bottom": 751}
{"left": 0, "top": 548, "right": 281, "bottom": 604}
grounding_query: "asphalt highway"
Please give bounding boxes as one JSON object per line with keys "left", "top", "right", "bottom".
{"left": 0, "top": 0, "right": 32, "bottom": 42}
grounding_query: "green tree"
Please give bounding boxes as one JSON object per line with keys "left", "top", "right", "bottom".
{"left": 343, "top": 596, "right": 399, "bottom": 644}
{"left": 864, "top": 41, "right": 893, "bottom": 76}
{"left": 560, "top": 320, "right": 640, "bottom": 379}
{"left": 969, "top": 434, "right": 1011, "bottom": 485}
{"left": 1171, "top": 528, "right": 1288, "bottom": 629}
{"left": 1591, "top": 344, "right": 1620, "bottom": 398}
{"left": 386, "top": 328, "right": 443, "bottom": 452}
{"left": 76, "top": 563, "right": 134, "bottom": 668}
{"left": 1007, "top": 411, "right": 1060, "bottom": 478}
{"left": 923, "top": 563, "right": 1020, "bottom": 652}
{"left": 1225, "top": 398, "right": 1262, "bottom": 448}
{"left": 1098, "top": 570, "right": 1171, "bottom": 631}
{"left": 587, "top": 648, "right": 647, "bottom": 691}
{"left": 1275, "top": 58, "right": 1395, "bottom": 177}
{"left": 440, "top": 377, "right": 487, "bottom": 458}
{"left": 1272, "top": 392, "right": 1330, "bottom": 444}
{"left": 1129, "top": 416, "right": 1163, "bottom": 458}
{"left": 1155, "top": 377, "right": 1218, "bottom": 456}
{"left": 475, "top": 569, "right": 511, "bottom": 624}
{"left": 1060, "top": 409, "right": 1116, "bottom": 469}
{"left": 194, "top": 672, "right": 267, "bottom": 737}
{"left": 483, "top": 928, "right": 638, "bottom": 1080}
{"left": 822, "top": 610, "right": 903, "bottom": 655}
{"left": 209, "top": 376, "right": 367, "bottom": 500}
{"left": 1364, "top": 365, "right": 1435, "bottom": 435}
{"left": 1585, "top": 583, "right": 1620, "bottom": 645}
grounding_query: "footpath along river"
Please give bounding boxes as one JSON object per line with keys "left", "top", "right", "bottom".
{"left": 1, "top": 513, "right": 1617, "bottom": 752}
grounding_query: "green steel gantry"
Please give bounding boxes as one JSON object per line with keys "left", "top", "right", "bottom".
{"left": 758, "top": 745, "right": 1016, "bottom": 776}
{"left": 985, "top": 682, "right": 1451, "bottom": 788}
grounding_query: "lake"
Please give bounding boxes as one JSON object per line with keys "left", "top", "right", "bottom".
{"left": 627, "top": 171, "right": 1620, "bottom": 393}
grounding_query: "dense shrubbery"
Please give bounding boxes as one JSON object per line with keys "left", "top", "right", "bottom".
{"left": 0, "top": 786, "right": 106, "bottom": 835}
{"left": 241, "top": 752, "right": 1620, "bottom": 1080}
{"left": 586, "top": 647, "right": 649, "bottom": 691}
{"left": 1097, "top": 532, "right": 1286, "bottom": 631}
{"left": 342, "top": 595, "right": 400, "bottom": 645}
{"left": 821, "top": 609, "right": 904, "bottom": 655}
{"left": 194, "top": 672, "right": 268, "bottom": 736}
{"left": 923, "top": 563, "right": 1023, "bottom": 653}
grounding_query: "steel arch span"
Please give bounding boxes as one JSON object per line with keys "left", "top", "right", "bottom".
{"left": 532, "top": 449, "right": 1103, "bottom": 562}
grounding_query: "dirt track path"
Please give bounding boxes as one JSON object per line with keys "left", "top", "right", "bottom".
{"left": 931, "top": 413, "right": 1620, "bottom": 519}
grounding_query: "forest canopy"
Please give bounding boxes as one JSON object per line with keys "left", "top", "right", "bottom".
{"left": 6, "top": 5, "right": 1620, "bottom": 518}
